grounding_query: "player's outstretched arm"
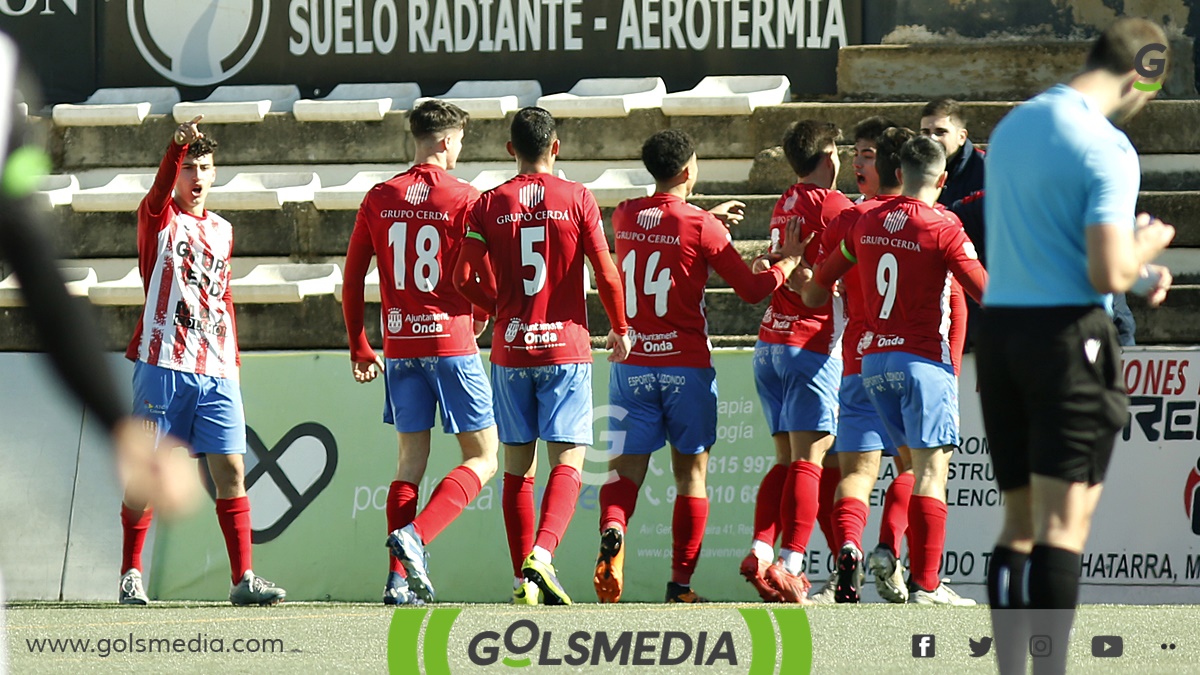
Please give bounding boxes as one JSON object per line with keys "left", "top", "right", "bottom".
{"left": 708, "top": 200, "right": 746, "bottom": 228}
{"left": 712, "top": 218, "right": 810, "bottom": 304}
{"left": 802, "top": 238, "right": 854, "bottom": 309}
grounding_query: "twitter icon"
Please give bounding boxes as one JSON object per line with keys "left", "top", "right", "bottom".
{"left": 969, "top": 637, "right": 993, "bottom": 657}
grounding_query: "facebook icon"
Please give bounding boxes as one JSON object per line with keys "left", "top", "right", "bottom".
{"left": 913, "top": 634, "right": 936, "bottom": 658}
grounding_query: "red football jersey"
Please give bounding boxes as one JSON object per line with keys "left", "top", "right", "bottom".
{"left": 126, "top": 142, "right": 238, "bottom": 377}
{"left": 817, "top": 194, "right": 901, "bottom": 375}
{"left": 466, "top": 174, "right": 607, "bottom": 367}
{"left": 613, "top": 194, "right": 784, "bottom": 368}
{"left": 344, "top": 164, "right": 481, "bottom": 360}
{"left": 758, "top": 183, "right": 854, "bottom": 354}
{"left": 840, "top": 197, "right": 983, "bottom": 366}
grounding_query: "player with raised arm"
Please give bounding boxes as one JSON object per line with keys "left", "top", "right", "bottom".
{"left": 120, "top": 116, "right": 285, "bottom": 606}
{"left": 592, "top": 130, "right": 810, "bottom": 604}
{"left": 740, "top": 120, "right": 853, "bottom": 604}
{"left": 803, "top": 136, "right": 986, "bottom": 605}
{"left": 453, "top": 107, "right": 630, "bottom": 605}
{"left": 341, "top": 100, "right": 499, "bottom": 605}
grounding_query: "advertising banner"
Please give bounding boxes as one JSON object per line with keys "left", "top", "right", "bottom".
{"left": 147, "top": 348, "right": 1200, "bottom": 604}
{"left": 94, "top": 1, "right": 861, "bottom": 99}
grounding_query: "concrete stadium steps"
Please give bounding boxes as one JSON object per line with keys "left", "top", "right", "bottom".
{"left": 1128, "top": 288, "right": 1200, "bottom": 344}
{"left": 41, "top": 100, "right": 1200, "bottom": 171}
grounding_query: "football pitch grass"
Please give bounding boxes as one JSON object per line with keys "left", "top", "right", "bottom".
{"left": 6, "top": 601, "right": 1198, "bottom": 674}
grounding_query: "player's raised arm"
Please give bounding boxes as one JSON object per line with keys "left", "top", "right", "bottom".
{"left": 802, "top": 228, "right": 856, "bottom": 309}
{"left": 143, "top": 115, "right": 203, "bottom": 218}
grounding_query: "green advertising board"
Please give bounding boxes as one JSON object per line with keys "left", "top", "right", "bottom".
{"left": 147, "top": 349, "right": 804, "bottom": 603}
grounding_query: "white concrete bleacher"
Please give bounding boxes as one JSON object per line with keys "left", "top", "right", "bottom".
{"left": 0, "top": 267, "right": 97, "bottom": 307}
{"left": 537, "top": 78, "right": 666, "bottom": 118}
{"left": 52, "top": 87, "right": 180, "bottom": 126}
{"left": 417, "top": 80, "right": 542, "bottom": 119}
{"left": 84, "top": 257, "right": 323, "bottom": 306}
{"left": 33, "top": 174, "right": 78, "bottom": 210}
{"left": 583, "top": 168, "right": 656, "bottom": 207}
{"left": 206, "top": 172, "right": 320, "bottom": 210}
{"left": 173, "top": 85, "right": 302, "bottom": 124}
{"left": 662, "top": 75, "right": 792, "bottom": 116}
{"left": 71, "top": 173, "right": 155, "bottom": 212}
{"left": 230, "top": 263, "right": 342, "bottom": 303}
{"left": 313, "top": 171, "right": 401, "bottom": 210}
{"left": 293, "top": 83, "right": 422, "bottom": 122}
{"left": 333, "top": 266, "right": 379, "bottom": 303}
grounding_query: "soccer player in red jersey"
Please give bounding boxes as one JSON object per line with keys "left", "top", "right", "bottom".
{"left": 592, "top": 130, "right": 809, "bottom": 604}
{"left": 804, "top": 115, "right": 900, "bottom": 604}
{"left": 454, "top": 107, "right": 631, "bottom": 605}
{"left": 740, "top": 120, "right": 854, "bottom": 604}
{"left": 811, "top": 126, "right": 913, "bottom": 603}
{"left": 120, "top": 116, "right": 285, "bottom": 606}
{"left": 804, "top": 136, "right": 986, "bottom": 605}
{"left": 342, "top": 100, "right": 499, "bottom": 605}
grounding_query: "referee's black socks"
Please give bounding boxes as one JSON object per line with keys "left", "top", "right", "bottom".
{"left": 1028, "top": 544, "right": 1081, "bottom": 609}
{"left": 987, "top": 545, "right": 1029, "bottom": 608}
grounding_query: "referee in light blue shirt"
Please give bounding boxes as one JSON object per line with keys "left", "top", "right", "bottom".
{"left": 976, "top": 18, "right": 1176, "bottom": 675}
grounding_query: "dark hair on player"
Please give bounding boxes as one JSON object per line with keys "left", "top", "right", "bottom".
{"left": 186, "top": 136, "right": 218, "bottom": 159}
{"left": 852, "top": 116, "right": 899, "bottom": 145}
{"left": 899, "top": 136, "right": 946, "bottom": 191}
{"left": 782, "top": 120, "right": 841, "bottom": 177}
{"left": 875, "top": 126, "right": 916, "bottom": 190}
{"left": 408, "top": 99, "right": 469, "bottom": 140}
{"left": 920, "top": 97, "right": 967, "bottom": 128}
{"left": 1085, "top": 17, "right": 1169, "bottom": 78}
{"left": 510, "top": 107, "right": 557, "bottom": 161}
{"left": 641, "top": 130, "right": 696, "bottom": 181}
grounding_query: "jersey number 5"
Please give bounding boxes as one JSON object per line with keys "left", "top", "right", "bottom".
{"left": 520, "top": 226, "right": 547, "bottom": 295}
{"left": 621, "top": 249, "right": 671, "bottom": 318}
{"left": 389, "top": 222, "right": 440, "bottom": 292}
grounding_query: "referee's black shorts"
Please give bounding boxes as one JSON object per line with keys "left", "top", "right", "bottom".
{"left": 975, "top": 305, "right": 1127, "bottom": 491}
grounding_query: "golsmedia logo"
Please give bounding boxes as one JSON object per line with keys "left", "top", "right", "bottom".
{"left": 388, "top": 607, "right": 812, "bottom": 673}
{"left": 1134, "top": 42, "right": 1167, "bottom": 92}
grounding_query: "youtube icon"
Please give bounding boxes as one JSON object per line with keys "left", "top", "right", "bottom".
{"left": 1092, "top": 636, "right": 1124, "bottom": 658}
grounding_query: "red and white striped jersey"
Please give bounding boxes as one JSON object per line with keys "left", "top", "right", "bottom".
{"left": 125, "top": 143, "right": 238, "bottom": 377}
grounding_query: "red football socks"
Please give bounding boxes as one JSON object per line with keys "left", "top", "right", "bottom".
{"left": 752, "top": 464, "right": 787, "bottom": 544}
{"left": 599, "top": 475, "right": 639, "bottom": 531}
{"left": 832, "top": 497, "right": 869, "bottom": 551}
{"left": 387, "top": 481, "right": 418, "bottom": 575}
{"left": 909, "top": 495, "right": 948, "bottom": 591}
{"left": 533, "top": 464, "right": 582, "bottom": 554}
{"left": 503, "top": 473, "right": 536, "bottom": 576}
{"left": 215, "top": 496, "right": 252, "bottom": 585}
{"left": 672, "top": 495, "right": 709, "bottom": 585}
{"left": 780, "top": 460, "right": 822, "bottom": 553}
{"left": 817, "top": 465, "right": 841, "bottom": 551}
{"left": 412, "top": 466, "right": 482, "bottom": 545}
{"left": 879, "top": 472, "right": 914, "bottom": 557}
{"left": 120, "top": 504, "right": 153, "bottom": 574}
